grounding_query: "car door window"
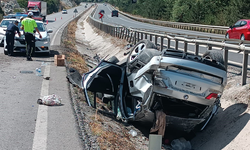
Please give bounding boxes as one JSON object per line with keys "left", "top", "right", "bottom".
{"left": 234, "top": 21, "right": 242, "bottom": 27}
{"left": 240, "top": 21, "right": 247, "bottom": 27}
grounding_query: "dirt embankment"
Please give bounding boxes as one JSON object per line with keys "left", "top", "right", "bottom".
{"left": 63, "top": 9, "right": 250, "bottom": 150}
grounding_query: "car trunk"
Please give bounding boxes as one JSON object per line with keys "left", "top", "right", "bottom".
{"left": 150, "top": 94, "right": 209, "bottom": 132}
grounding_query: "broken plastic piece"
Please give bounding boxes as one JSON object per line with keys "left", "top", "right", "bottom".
{"left": 128, "top": 129, "right": 137, "bottom": 137}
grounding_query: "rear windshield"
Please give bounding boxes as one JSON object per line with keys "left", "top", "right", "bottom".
{"left": 0, "top": 20, "right": 15, "bottom": 28}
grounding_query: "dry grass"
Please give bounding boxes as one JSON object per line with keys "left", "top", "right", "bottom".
{"left": 89, "top": 112, "right": 136, "bottom": 150}
{"left": 63, "top": 18, "right": 89, "bottom": 74}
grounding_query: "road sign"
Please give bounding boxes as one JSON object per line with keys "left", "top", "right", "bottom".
{"left": 74, "top": 9, "right": 78, "bottom": 13}
{"left": 99, "top": 12, "right": 103, "bottom": 19}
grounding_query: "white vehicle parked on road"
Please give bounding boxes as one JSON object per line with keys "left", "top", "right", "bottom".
{"left": 4, "top": 20, "right": 53, "bottom": 55}
{"left": 0, "top": 19, "right": 17, "bottom": 46}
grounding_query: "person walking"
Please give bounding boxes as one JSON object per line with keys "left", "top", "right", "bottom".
{"left": 21, "top": 12, "right": 42, "bottom": 61}
{"left": 5, "top": 20, "right": 21, "bottom": 56}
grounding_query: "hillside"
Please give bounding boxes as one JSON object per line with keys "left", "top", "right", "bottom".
{"left": 1, "top": 0, "right": 81, "bottom": 15}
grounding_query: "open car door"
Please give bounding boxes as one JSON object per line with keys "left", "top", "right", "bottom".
{"left": 82, "top": 61, "right": 123, "bottom": 115}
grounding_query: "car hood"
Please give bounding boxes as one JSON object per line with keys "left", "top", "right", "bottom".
{"left": 16, "top": 31, "right": 48, "bottom": 39}
{"left": 0, "top": 27, "right": 7, "bottom": 35}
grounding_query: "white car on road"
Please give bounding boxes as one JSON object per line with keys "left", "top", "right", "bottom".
{"left": 0, "top": 19, "right": 17, "bottom": 46}
{"left": 4, "top": 20, "right": 53, "bottom": 55}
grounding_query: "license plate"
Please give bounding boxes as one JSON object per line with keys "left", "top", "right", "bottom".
{"left": 20, "top": 48, "right": 26, "bottom": 52}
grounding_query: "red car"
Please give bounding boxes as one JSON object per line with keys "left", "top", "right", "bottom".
{"left": 225, "top": 19, "right": 250, "bottom": 40}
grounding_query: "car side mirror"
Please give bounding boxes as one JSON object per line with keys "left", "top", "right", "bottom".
{"left": 47, "top": 29, "right": 53, "bottom": 33}
{"left": 229, "top": 25, "right": 233, "bottom": 29}
{"left": 3, "top": 29, "right": 6, "bottom": 31}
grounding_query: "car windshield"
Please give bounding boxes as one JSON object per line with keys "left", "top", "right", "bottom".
{"left": 32, "top": 12, "right": 40, "bottom": 16}
{"left": 18, "top": 22, "right": 45, "bottom": 32}
{"left": 0, "top": 20, "right": 15, "bottom": 28}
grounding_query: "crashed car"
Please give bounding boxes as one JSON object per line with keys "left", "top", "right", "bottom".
{"left": 82, "top": 40, "right": 227, "bottom": 132}
{"left": 3, "top": 20, "right": 53, "bottom": 55}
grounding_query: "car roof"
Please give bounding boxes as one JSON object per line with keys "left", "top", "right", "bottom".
{"left": 238, "top": 19, "right": 250, "bottom": 22}
{"left": 2, "top": 18, "right": 17, "bottom": 21}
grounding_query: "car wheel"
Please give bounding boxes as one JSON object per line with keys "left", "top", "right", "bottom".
{"left": 107, "top": 56, "right": 119, "bottom": 64}
{"left": 126, "top": 40, "right": 158, "bottom": 74}
{"left": 4, "top": 49, "right": 8, "bottom": 55}
{"left": 203, "top": 50, "right": 224, "bottom": 65}
{"left": 241, "top": 34, "right": 245, "bottom": 40}
{"left": 225, "top": 33, "right": 229, "bottom": 39}
{"left": 127, "top": 40, "right": 157, "bottom": 64}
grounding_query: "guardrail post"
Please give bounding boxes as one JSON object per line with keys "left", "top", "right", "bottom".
{"left": 124, "top": 29, "right": 127, "bottom": 39}
{"left": 167, "top": 38, "right": 171, "bottom": 49}
{"left": 112, "top": 27, "right": 115, "bottom": 36}
{"left": 121, "top": 28, "right": 125, "bottom": 39}
{"left": 184, "top": 41, "right": 188, "bottom": 53}
{"left": 137, "top": 32, "right": 140, "bottom": 42}
{"left": 160, "top": 37, "right": 164, "bottom": 51}
{"left": 223, "top": 47, "right": 228, "bottom": 71}
{"left": 145, "top": 33, "right": 147, "bottom": 39}
{"left": 119, "top": 28, "right": 123, "bottom": 39}
{"left": 155, "top": 36, "right": 158, "bottom": 46}
{"left": 115, "top": 27, "right": 118, "bottom": 37}
{"left": 241, "top": 50, "right": 248, "bottom": 85}
{"left": 127, "top": 30, "right": 130, "bottom": 41}
{"left": 150, "top": 34, "right": 152, "bottom": 41}
{"left": 134, "top": 31, "right": 137, "bottom": 44}
{"left": 195, "top": 43, "right": 199, "bottom": 55}
{"left": 129, "top": 31, "right": 133, "bottom": 43}
{"left": 175, "top": 40, "right": 179, "bottom": 50}
{"left": 141, "top": 32, "right": 143, "bottom": 40}
{"left": 208, "top": 45, "right": 212, "bottom": 50}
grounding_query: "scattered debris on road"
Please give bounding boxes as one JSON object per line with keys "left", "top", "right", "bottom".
{"left": 37, "top": 94, "right": 62, "bottom": 106}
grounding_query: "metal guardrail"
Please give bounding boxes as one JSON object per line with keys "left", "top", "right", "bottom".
{"left": 88, "top": 14, "right": 249, "bottom": 86}
{"left": 119, "top": 11, "right": 228, "bottom": 35}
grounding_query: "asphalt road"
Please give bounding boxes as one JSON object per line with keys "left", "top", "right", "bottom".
{"left": 0, "top": 3, "right": 90, "bottom": 150}
{"left": 94, "top": 3, "right": 250, "bottom": 67}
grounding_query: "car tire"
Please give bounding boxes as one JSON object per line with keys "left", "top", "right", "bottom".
{"left": 225, "top": 33, "right": 229, "bottom": 39}
{"left": 126, "top": 40, "right": 157, "bottom": 74}
{"left": 203, "top": 50, "right": 224, "bottom": 65}
{"left": 241, "top": 34, "right": 245, "bottom": 40}
{"left": 107, "top": 56, "right": 119, "bottom": 64}
{"left": 4, "top": 50, "right": 8, "bottom": 55}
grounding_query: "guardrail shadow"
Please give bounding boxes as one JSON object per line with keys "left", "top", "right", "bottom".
{"left": 191, "top": 103, "right": 249, "bottom": 150}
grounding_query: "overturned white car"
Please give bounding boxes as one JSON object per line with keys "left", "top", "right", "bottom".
{"left": 4, "top": 20, "right": 53, "bottom": 55}
{"left": 81, "top": 40, "right": 227, "bottom": 133}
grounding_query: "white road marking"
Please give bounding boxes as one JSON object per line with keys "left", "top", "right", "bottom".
{"left": 32, "top": 6, "right": 87, "bottom": 150}
{"left": 32, "top": 63, "right": 50, "bottom": 150}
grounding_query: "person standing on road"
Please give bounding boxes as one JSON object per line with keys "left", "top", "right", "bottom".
{"left": 5, "top": 20, "right": 21, "bottom": 56}
{"left": 21, "top": 12, "right": 42, "bottom": 61}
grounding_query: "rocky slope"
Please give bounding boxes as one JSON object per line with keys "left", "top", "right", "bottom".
{"left": 1, "top": 0, "right": 78, "bottom": 15}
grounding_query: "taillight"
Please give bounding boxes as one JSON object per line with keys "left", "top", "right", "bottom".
{"left": 206, "top": 93, "right": 218, "bottom": 100}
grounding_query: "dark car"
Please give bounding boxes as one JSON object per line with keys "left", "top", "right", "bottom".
{"left": 225, "top": 19, "right": 250, "bottom": 40}
{"left": 111, "top": 10, "right": 118, "bottom": 17}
